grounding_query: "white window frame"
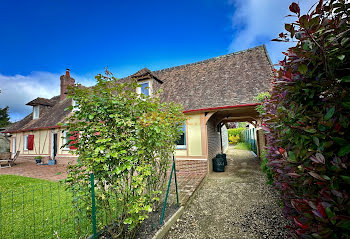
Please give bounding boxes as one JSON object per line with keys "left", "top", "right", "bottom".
{"left": 33, "top": 106, "right": 39, "bottom": 119}
{"left": 176, "top": 124, "right": 187, "bottom": 149}
{"left": 62, "top": 131, "right": 70, "bottom": 150}
{"left": 24, "top": 135, "right": 28, "bottom": 150}
{"left": 136, "top": 80, "right": 152, "bottom": 96}
{"left": 72, "top": 100, "right": 79, "bottom": 112}
{"left": 12, "top": 137, "right": 16, "bottom": 157}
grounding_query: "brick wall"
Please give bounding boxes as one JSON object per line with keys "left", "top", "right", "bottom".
{"left": 207, "top": 116, "right": 221, "bottom": 172}
{"left": 17, "top": 155, "right": 77, "bottom": 165}
{"left": 55, "top": 156, "right": 77, "bottom": 165}
{"left": 174, "top": 159, "right": 207, "bottom": 175}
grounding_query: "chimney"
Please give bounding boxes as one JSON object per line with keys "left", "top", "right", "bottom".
{"left": 60, "top": 69, "right": 75, "bottom": 101}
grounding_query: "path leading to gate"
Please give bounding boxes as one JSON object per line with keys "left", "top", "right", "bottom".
{"left": 165, "top": 146, "right": 290, "bottom": 239}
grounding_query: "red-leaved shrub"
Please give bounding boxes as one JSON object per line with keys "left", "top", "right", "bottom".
{"left": 263, "top": 1, "right": 350, "bottom": 238}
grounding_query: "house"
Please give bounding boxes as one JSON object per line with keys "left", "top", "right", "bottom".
{"left": 3, "top": 45, "right": 272, "bottom": 174}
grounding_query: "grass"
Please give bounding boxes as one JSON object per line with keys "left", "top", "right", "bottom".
{"left": 0, "top": 175, "right": 91, "bottom": 239}
{"left": 234, "top": 142, "right": 251, "bottom": 150}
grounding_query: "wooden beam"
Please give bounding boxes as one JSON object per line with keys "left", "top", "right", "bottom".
{"left": 203, "top": 112, "right": 217, "bottom": 125}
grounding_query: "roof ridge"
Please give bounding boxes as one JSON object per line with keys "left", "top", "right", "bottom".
{"left": 154, "top": 45, "right": 265, "bottom": 74}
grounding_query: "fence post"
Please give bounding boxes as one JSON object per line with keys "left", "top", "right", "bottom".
{"left": 172, "top": 156, "right": 179, "bottom": 207}
{"left": 90, "top": 173, "right": 97, "bottom": 239}
{"left": 160, "top": 159, "right": 175, "bottom": 226}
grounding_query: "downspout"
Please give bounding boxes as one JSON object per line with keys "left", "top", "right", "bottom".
{"left": 219, "top": 125, "right": 223, "bottom": 154}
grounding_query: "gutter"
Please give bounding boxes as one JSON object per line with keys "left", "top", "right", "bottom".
{"left": 3, "top": 103, "right": 260, "bottom": 133}
{"left": 183, "top": 103, "right": 260, "bottom": 114}
{"left": 2, "top": 125, "right": 61, "bottom": 134}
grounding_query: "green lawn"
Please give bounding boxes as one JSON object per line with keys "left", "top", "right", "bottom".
{"left": 0, "top": 175, "right": 91, "bottom": 239}
{"left": 234, "top": 142, "right": 251, "bottom": 150}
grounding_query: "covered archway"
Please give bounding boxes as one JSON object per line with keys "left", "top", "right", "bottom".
{"left": 200, "top": 104, "right": 265, "bottom": 173}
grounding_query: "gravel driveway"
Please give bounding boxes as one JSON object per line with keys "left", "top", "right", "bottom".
{"left": 165, "top": 147, "right": 290, "bottom": 239}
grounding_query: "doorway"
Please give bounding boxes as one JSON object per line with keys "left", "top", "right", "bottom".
{"left": 51, "top": 133, "right": 58, "bottom": 159}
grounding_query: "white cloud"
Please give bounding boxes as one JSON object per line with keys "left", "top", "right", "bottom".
{"left": 228, "top": 0, "right": 317, "bottom": 64}
{"left": 0, "top": 71, "right": 95, "bottom": 122}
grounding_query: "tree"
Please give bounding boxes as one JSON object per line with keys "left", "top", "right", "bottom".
{"left": 263, "top": 1, "right": 349, "bottom": 238}
{"left": 0, "top": 106, "right": 10, "bottom": 128}
{"left": 63, "top": 70, "right": 185, "bottom": 238}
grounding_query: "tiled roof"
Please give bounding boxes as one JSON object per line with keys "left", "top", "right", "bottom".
{"left": 4, "top": 96, "right": 72, "bottom": 133}
{"left": 4, "top": 45, "right": 272, "bottom": 133}
{"left": 154, "top": 45, "right": 272, "bottom": 111}
{"left": 26, "top": 97, "right": 54, "bottom": 106}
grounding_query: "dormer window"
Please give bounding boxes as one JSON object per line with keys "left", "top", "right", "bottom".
{"left": 33, "top": 106, "right": 39, "bottom": 119}
{"left": 137, "top": 80, "right": 151, "bottom": 96}
{"left": 72, "top": 100, "right": 79, "bottom": 112}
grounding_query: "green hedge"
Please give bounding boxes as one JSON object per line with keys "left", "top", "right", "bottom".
{"left": 228, "top": 128, "right": 245, "bottom": 142}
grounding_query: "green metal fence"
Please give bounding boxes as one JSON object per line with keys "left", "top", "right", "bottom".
{"left": 243, "top": 128, "right": 257, "bottom": 155}
{"left": 0, "top": 181, "right": 92, "bottom": 239}
{"left": 0, "top": 159, "right": 179, "bottom": 239}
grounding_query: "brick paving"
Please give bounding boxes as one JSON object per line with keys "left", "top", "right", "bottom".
{"left": 0, "top": 158, "right": 68, "bottom": 181}
{"left": 172, "top": 172, "right": 206, "bottom": 205}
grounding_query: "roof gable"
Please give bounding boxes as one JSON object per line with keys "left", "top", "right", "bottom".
{"left": 26, "top": 97, "right": 55, "bottom": 106}
{"left": 130, "top": 68, "right": 163, "bottom": 83}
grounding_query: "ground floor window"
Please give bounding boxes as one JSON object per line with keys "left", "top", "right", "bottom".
{"left": 176, "top": 124, "right": 186, "bottom": 149}
{"left": 24, "top": 135, "right": 28, "bottom": 150}
{"left": 62, "top": 131, "right": 70, "bottom": 150}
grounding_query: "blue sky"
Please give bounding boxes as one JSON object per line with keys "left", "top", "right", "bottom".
{"left": 0, "top": 0, "right": 316, "bottom": 121}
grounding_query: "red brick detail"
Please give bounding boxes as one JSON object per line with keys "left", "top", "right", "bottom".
{"left": 60, "top": 74, "right": 75, "bottom": 101}
{"left": 173, "top": 159, "right": 207, "bottom": 175}
{"left": 18, "top": 155, "right": 51, "bottom": 162}
{"left": 17, "top": 156, "right": 77, "bottom": 165}
{"left": 54, "top": 156, "right": 77, "bottom": 165}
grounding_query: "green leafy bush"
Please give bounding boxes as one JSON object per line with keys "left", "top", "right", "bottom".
{"left": 259, "top": 149, "right": 273, "bottom": 184}
{"left": 264, "top": 1, "right": 350, "bottom": 238}
{"left": 228, "top": 128, "right": 245, "bottom": 142}
{"left": 62, "top": 71, "right": 185, "bottom": 238}
{"left": 229, "top": 135, "right": 240, "bottom": 144}
{"left": 255, "top": 92, "right": 270, "bottom": 115}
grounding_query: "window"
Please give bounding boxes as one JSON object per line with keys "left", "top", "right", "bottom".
{"left": 24, "top": 135, "right": 34, "bottom": 150}
{"left": 72, "top": 100, "right": 79, "bottom": 112}
{"left": 137, "top": 81, "right": 151, "bottom": 96}
{"left": 33, "top": 106, "right": 39, "bottom": 119}
{"left": 141, "top": 82, "right": 150, "bottom": 96}
{"left": 24, "top": 135, "right": 28, "bottom": 150}
{"left": 62, "top": 131, "right": 70, "bottom": 150}
{"left": 176, "top": 124, "right": 186, "bottom": 149}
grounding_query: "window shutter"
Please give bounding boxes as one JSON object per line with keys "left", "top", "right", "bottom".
{"left": 69, "top": 131, "right": 79, "bottom": 150}
{"left": 27, "top": 135, "right": 34, "bottom": 150}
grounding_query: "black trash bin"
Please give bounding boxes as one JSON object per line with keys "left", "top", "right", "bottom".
{"left": 216, "top": 154, "right": 227, "bottom": 166}
{"left": 213, "top": 156, "right": 225, "bottom": 172}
